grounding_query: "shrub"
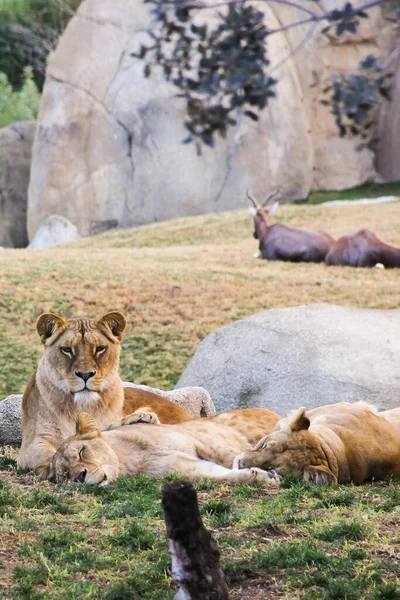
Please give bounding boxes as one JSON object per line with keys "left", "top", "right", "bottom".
{"left": 0, "top": 67, "right": 40, "bottom": 127}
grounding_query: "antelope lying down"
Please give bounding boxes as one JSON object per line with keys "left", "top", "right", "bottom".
{"left": 325, "top": 228, "right": 400, "bottom": 268}
{"left": 247, "top": 191, "right": 334, "bottom": 263}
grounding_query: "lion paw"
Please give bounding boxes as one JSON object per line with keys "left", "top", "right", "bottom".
{"left": 128, "top": 412, "right": 160, "bottom": 425}
{"left": 250, "top": 467, "right": 281, "bottom": 486}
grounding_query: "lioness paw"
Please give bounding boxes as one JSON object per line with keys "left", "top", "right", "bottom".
{"left": 250, "top": 467, "right": 281, "bottom": 486}
{"left": 130, "top": 412, "right": 160, "bottom": 425}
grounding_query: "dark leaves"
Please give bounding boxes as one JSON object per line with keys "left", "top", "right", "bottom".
{"left": 135, "top": 0, "right": 275, "bottom": 150}
{"left": 326, "top": 2, "right": 369, "bottom": 36}
{"left": 321, "top": 53, "right": 393, "bottom": 151}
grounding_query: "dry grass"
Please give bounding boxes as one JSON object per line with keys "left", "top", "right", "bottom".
{"left": 0, "top": 202, "right": 399, "bottom": 397}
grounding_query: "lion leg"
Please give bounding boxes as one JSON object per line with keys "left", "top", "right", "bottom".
{"left": 18, "top": 438, "right": 58, "bottom": 470}
{"left": 105, "top": 409, "right": 161, "bottom": 431}
{"left": 167, "top": 452, "right": 281, "bottom": 486}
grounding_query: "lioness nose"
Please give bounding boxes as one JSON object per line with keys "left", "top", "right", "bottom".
{"left": 75, "top": 370, "right": 96, "bottom": 382}
{"left": 74, "top": 469, "right": 87, "bottom": 483}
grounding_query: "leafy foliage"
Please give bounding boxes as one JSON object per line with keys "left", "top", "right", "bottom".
{"left": 0, "top": 67, "right": 40, "bottom": 127}
{"left": 321, "top": 54, "right": 393, "bottom": 150}
{"left": 135, "top": 0, "right": 276, "bottom": 152}
{"left": 0, "top": 0, "right": 82, "bottom": 91}
{"left": 324, "top": 1, "right": 368, "bottom": 35}
{"left": 136, "top": 0, "right": 393, "bottom": 151}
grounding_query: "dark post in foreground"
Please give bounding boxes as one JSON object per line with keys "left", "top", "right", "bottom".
{"left": 162, "top": 480, "right": 230, "bottom": 600}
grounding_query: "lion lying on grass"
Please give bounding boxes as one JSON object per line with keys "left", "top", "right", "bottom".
{"left": 234, "top": 402, "right": 400, "bottom": 484}
{"left": 18, "top": 311, "right": 193, "bottom": 470}
{"left": 35, "top": 412, "right": 281, "bottom": 486}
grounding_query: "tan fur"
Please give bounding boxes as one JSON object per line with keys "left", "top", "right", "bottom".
{"left": 122, "top": 388, "right": 193, "bottom": 424}
{"left": 35, "top": 413, "right": 281, "bottom": 487}
{"left": 18, "top": 312, "right": 192, "bottom": 470}
{"left": 234, "top": 403, "right": 400, "bottom": 485}
{"left": 209, "top": 408, "right": 281, "bottom": 445}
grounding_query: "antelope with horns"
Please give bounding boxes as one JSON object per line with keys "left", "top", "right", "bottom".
{"left": 247, "top": 191, "right": 335, "bottom": 263}
{"left": 325, "top": 228, "right": 400, "bottom": 268}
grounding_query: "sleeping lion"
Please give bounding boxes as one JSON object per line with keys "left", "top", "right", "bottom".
{"left": 35, "top": 412, "right": 281, "bottom": 487}
{"left": 234, "top": 402, "right": 400, "bottom": 484}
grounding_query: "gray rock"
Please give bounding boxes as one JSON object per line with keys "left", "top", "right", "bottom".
{"left": 28, "top": 214, "right": 79, "bottom": 249}
{"left": 0, "top": 394, "right": 23, "bottom": 447}
{"left": 176, "top": 304, "right": 400, "bottom": 415}
{"left": 0, "top": 121, "right": 36, "bottom": 247}
{"left": 0, "top": 384, "right": 215, "bottom": 447}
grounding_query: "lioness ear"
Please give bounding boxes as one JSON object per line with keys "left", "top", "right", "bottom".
{"left": 97, "top": 312, "right": 127, "bottom": 341}
{"left": 34, "top": 462, "right": 52, "bottom": 480}
{"left": 77, "top": 412, "right": 101, "bottom": 437}
{"left": 289, "top": 407, "right": 310, "bottom": 432}
{"left": 36, "top": 313, "right": 67, "bottom": 344}
{"left": 304, "top": 465, "right": 337, "bottom": 486}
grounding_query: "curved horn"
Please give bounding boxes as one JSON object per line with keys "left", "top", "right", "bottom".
{"left": 246, "top": 190, "right": 258, "bottom": 208}
{"left": 261, "top": 188, "right": 280, "bottom": 207}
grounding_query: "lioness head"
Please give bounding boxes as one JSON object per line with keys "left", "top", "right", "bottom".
{"left": 35, "top": 413, "right": 119, "bottom": 484}
{"left": 36, "top": 311, "right": 126, "bottom": 406}
{"left": 235, "top": 407, "right": 337, "bottom": 485}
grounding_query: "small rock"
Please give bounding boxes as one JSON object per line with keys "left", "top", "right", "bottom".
{"left": 28, "top": 214, "right": 79, "bottom": 249}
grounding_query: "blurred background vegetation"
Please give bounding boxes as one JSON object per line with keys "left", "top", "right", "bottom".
{"left": 0, "top": 0, "right": 81, "bottom": 125}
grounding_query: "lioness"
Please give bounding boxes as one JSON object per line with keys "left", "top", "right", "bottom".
{"left": 234, "top": 402, "right": 400, "bottom": 484}
{"left": 35, "top": 412, "right": 281, "bottom": 487}
{"left": 210, "top": 408, "right": 280, "bottom": 445}
{"left": 18, "top": 312, "right": 191, "bottom": 470}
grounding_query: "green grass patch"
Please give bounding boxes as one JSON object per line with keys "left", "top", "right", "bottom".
{"left": 307, "top": 181, "right": 400, "bottom": 204}
{"left": 314, "top": 520, "right": 364, "bottom": 542}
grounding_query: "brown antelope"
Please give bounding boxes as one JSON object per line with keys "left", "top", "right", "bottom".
{"left": 325, "top": 228, "right": 400, "bottom": 268}
{"left": 247, "top": 191, "right": 335, "bottom": 263}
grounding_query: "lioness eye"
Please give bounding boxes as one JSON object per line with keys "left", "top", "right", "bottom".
{"left": 78, "top": 447, "right": 85, "bottom": 460}
{"left": 96, "top": 345, "right": 106, "bottom": 354}
{"left": 61, "top": 347, "right": 73, "bottom": 356}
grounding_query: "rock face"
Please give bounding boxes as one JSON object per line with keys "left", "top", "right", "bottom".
{"left": 376, "top": 53, "right": 400, "bottom": 182}
{"left": 28, "top": 214, "right": 79, "bottom": 249}
{"left": 27, "top": 1, "right": 398, "bottom": 239}
{"left": 0, "top": 384, "right": 215, "bottom": 447}
{"left": 0, "top": 121, "right": 35, "bottom": 247}
{"left": 177, "top": 304, "right": 400, "bottom": 415}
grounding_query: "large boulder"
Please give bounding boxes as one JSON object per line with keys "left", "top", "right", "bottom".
{"left": 176, "top": 304, "right": 400, "bottom": 415}
{"left": 0, "top": 121, "right": 36, "bottom": 247}
{"left": 27, "top": 1, "right": 398, "bottom": 240}
{"left": 376, "top": 53, "right": 400, "bottom": 181}
{"left": 0, "top": 383, "right": 215, "bottom": 447}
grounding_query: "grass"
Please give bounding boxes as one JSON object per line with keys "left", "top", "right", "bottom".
{"left": 307, "top": 180, "right": 400, "bottom": 204}
{"left": 1, "top": 202, "right": 400, "bottom": 598}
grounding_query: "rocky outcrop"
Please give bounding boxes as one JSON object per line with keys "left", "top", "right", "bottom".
{"left": 27, "top": 1, "right": 398, "bottom": 239}
{"left": 176, "top": 304, "right": 400, "bottom": 415}
{"left": 0, "top": 384, "right": 215, "bottom": 447}
{"left": 0, "top": 121, "right": 35, "bottom": 247}
{"left": 376, "top": 52, "right": 400, "bottom": 182}
{"left": 28, "top": 214, "right": 79, "bottom": 249}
